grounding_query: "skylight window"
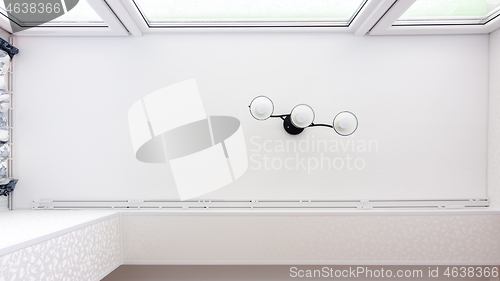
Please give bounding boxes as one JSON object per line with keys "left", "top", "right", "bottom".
{"left": 0, "top": 0, "right": 106, "bottom": 27}
{"left": 133, "top": 0, "right": 367, "bottom": 27}
{"left": 395, "top": 0, "right": 500, "bottom": 26}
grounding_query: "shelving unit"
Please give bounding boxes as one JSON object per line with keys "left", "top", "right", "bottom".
{"left": 0, "top": 31, "right": 11, "bottom": 211}
{"left": 7, "top": 36, "right": 13, "bottom": 210}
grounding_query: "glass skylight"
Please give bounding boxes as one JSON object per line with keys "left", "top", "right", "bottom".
{"left": 0, "top": 0, "right": 106, "bottom": 27}
{"left": 133, "top": 0, "right": 367, "bottom": 27}
{"left": 46, "top": 0, "right": 106, "bottom": 26}
{"left": 395, "top": 0, "right": 500, "bottom": 25}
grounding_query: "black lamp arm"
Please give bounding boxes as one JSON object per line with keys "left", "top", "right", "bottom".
{"left": 308, "top": 123, "right": 334, "bottom": 129}
{"left": 270, "top": 114, "right": 289, "bottom": 121}
{"left": 270, "top": 115, "right": 333, "bottom": 128}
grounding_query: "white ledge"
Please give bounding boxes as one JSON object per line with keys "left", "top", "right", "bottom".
{"left": 0, "top": 210, "right": 119, "bottom": 256}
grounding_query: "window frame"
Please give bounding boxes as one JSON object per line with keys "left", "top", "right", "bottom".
{"left": 131, "top": 0, "right": 368, "bottom": 28}
{"left": 0, "top": 0, "right": 497, "bottom": 37}
{"left": 369, "top": 0, "right": 500, "bottom": 35}
{"left": 0, "top": 0, "right": 128, "bottom": 37}
{"left": 116, "top": 0, "right": 383, "bottom": 34}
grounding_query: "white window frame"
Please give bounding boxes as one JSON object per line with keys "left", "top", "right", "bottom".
{"left": 113, "top": 0, "right": 385, "bottom": 35}
{"left": 0, "top": 0, "right": 128, "bottom": 36}
{"left": 369, "top": 0, "right": 500, "bottom": 35}
{"left": 0, "top": 1, "right": 497, "bottom": 38}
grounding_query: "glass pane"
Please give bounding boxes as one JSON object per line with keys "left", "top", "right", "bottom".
{"left": 46, "top": 0, "right": 106, "bottom": 26}
{"left": 0, "top": 0, "right": 107, "bottom": 27}
{"left": 134, "top": 0, "right": 367, "bottom": 27}
{"left": 396, "top": 0, "right": 500, "bottom": 25}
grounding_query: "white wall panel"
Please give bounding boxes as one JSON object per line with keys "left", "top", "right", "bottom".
{"left": 489, "top": 28, "right": 500, "bottom": 208}
{"left": 12, "top": 34, "right": 489, "bottom": 207}
{"left": 121, "top": 214, "right": 500, "bottom": 264}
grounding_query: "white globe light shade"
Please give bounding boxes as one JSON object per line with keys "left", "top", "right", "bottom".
{"left": 339, "top": 118, "right": 350, "bottom": 129}
{"left": 291, "top": 104, "right": 315, "bottom": 128}
{"left": 333, "top": 111, "right": 358, "bottom": 136}
{"left": 249, "top": 96, "right": 274, "bottom": 120}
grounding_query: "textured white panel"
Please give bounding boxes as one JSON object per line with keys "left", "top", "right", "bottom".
{"left": 128, "top": 101, "right": 151, "bottom": 153}
{"left": 121, "top": 215, "right": 500, "bottom": 263}
{"left": 0, "top": 217, "right": 121, "bottom": 281}
{"left": 225, "top": 126, "right": 248, "bottom": 180}
{"left": 170, "top": 143, "right": 232, "bottom": 201}
{"left": 143, "top": 79, "right": 206, "bottom": 137}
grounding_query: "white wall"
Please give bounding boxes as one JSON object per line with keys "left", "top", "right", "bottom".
{"left": 489, "top": 28, "right": 500, "bottom": 208}
{"left": 13, "top": 33, "right": 489, "bottom": 208}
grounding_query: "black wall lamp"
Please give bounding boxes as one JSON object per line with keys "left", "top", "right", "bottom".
{"left": 249, "top": 96, "right": 358, "bottom": 136}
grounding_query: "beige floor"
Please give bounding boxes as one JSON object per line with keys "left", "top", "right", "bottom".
{"left": 103, "top": 265, "right": 496, "bottom": 281}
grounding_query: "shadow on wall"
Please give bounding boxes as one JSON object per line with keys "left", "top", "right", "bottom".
{"left": 128, "top": 79, "right": 248, "bottom": 201}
